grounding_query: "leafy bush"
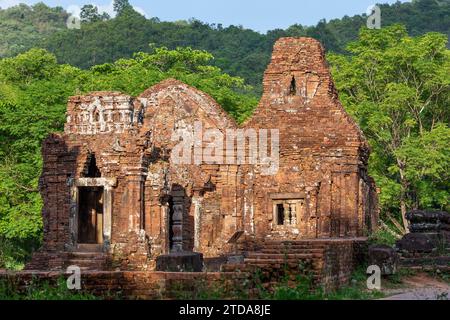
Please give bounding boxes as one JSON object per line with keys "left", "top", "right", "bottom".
{"left": 368, "top": 229, "right": 397, "bottom": 247}
{"left": 0, "top": 277, "right": 99, "bottom": 300}
{"left": 0, "top": 237, "right": 27, "bottom": 270}
{"left": 252, "top": 266, "right": 385, "bottom": 300}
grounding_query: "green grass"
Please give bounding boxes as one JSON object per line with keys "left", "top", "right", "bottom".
{"left": 258, "top": 266, "right": 385, "bottom": 300}
{"left": 367, "top": 229, "right": 398, "bottom": 247}
{"left": 0, "top": 277, "right": 99, "bottom": 300}
{"left": 325, "top": 268, "right": 385, "bottom": 300}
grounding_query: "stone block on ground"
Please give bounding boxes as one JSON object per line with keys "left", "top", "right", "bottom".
{"left": 368, "top": 244, "right": 399, "bottom": 275}
{"left": 156, "top": 252, "right": 203, "bottom": 272}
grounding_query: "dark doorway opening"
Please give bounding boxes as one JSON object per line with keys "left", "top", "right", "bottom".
{"left": 277, "top": 204, "right": 285, "bottom": 225}
{"left": 168, "top": 197, "right": 175, "bottom": 250}
{"left": 78, "top": 187, "right": 104, "bottom": 244}
{"left": 83, "top": 153, "right": 101, "bottom": 178}
{"left": 289, "top": 76, "right": 296, "bottom": 95}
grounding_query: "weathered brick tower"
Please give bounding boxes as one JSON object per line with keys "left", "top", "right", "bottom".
{"left": 27, "top": 38, "right": 378, "bottom": 287}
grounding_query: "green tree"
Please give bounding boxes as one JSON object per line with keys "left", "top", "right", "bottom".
{"left": 113, "top": 0, "right": 134, "bottom": 15}
{"left": 328, "top": 25, "right": 450, "bottom": 232}
{"left": 0, "top": 3, "right": 68, "bottom": 57}
{"left": 80, "top": 5, "right": 110, "bottom": 23}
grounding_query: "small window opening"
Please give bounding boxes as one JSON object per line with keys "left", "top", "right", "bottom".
{"left": 289, "top": 76, "right": 296, "bottom": 95}
{"left": 83, "top": 153, "right": 101, "bottom": 178}
{"left": 94, "top": 110, "right": 100, "bottom": 122}
{"left": 277, "top": 204, "right": 285, "bottom": 225}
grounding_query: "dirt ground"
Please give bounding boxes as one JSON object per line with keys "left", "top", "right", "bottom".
{"left": 381, "top": 272, "right": 450, "bottom": 300}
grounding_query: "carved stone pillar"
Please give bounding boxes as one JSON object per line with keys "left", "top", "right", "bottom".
{"left": 103, "top": 185, "right": 113, "bottom": 248}
{"left": 171, "top": 202, "right": 184, "bottom": 253}
{"left": 290, "top": 203, "right": 297, "bottom": 226}
{"left": 192, "top": 196, "right": 202, "bottom": 252}
{"left": 283, "top": 203, "right": 290, "bottom": 226}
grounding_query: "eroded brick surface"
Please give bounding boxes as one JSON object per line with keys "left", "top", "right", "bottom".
{"left": 26, "top": 38, "right": 379, "bottom": 289}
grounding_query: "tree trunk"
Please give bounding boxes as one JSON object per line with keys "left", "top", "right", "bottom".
{"left": 400, "top": 196, "right": 409, "bottom": 233}
{"left": 397, "top": 160, "right": 410, "bottom": 233}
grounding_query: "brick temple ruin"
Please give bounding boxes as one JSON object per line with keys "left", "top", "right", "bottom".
{"left": 24, "top": 37, "right": 379, "bottom": 292}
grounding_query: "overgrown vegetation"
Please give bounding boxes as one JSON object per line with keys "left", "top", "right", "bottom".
{"left": 329, "top": 25, "right": 450, "bottom": 233}
{"left": 170, "top": 265, "right": 386, "bottom": 300}
{"left": 427, "top": 270, "right": 450, "bottom": 285}
{"left": 368, "top": 229, "right": 398, "bottom": 246}
{"left": 0, "top": 277, "right": 99, "bottom": 300}
{"left": 0, "top": 3, "right": 68, "bottom": 58}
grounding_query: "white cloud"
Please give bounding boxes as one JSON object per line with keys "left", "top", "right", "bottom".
{"left": 96, "top": 1, "right": 115, "bottom": 18}
{"left": 133, "top": 6, "right": 147, "bottom": 17}
{"left": 0, "top": 0, "right": 31, "bottom": 9}
{"left": 67, "top": 4, "right": 81, "bottom": 18}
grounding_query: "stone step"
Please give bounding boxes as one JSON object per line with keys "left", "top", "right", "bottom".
{"left": 245, "top": 253, "right": 319, "bottom": 260}
{"left": 243, "top": 263, "right": 321, "bottom": 273}
{"left": 260, "top": 248, "right": 325, "bottom": 254}
{"left": 222, "top": 266, "right": 320, "bottom": 276}
{"left": 67, "top": 257, "right": 106, "bottom": 263}
{"left": 221, "top": 264, "right": 247, "bottom": 272}
{"left": 263, "top": 240, "right": 328, "bottom": 246}
{"left": 66, "top": 259, "right": 105, "bottom": 266}
{"left": 262, "top": 240, "right": 327, "bottom": 245}
{"left": 262, "top": 242, "right": 327, "bottom": 247}
{"left": 400, "top": 256, "right": 450, "bottom": 267}
{"left": 261, "top": 244, "right": 326, "bottom": 250}
{"left": 403, "top": 265, "right": 450, "bottom": 272}
{"left": 64, "top": 251, "right": 108, "bottom": 271}
{"left": 75, "top": 244, "right": 104, "bottom": 252}
{"left": 68, "top": 252, "right": 107, "bottom": 259}
{"left": 244, "top": 258, "right": 313, "bottom": 265}
{"left": 223, "top": 262, "right": 323, "bottom": 275}
{"left": 65, "top": 263, "right": 106, "bottom": 271}
{"left": 78, "top": 266, "right": 101, "bottom": 272}
{"left": 244, "top": 261, "right": 322, "bottom": 270}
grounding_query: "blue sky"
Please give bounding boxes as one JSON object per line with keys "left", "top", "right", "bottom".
{"left": 0, "top": 0, "right": 410, "bottom": 33}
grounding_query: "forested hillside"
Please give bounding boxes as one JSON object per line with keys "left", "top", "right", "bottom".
{"left": 0, "top": 0, "right": 449, "bottom": 91}
{"left": 0, "top": 3, "right": 68, "bottom": 57}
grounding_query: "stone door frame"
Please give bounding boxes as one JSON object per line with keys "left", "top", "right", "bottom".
{"left": 69, "top": 177, "right": 117, "bottom": 251}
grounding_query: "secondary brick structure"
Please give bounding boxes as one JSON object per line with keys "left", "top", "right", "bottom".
{"left": 26, "top": 37, "right": 378, "bottom": 290}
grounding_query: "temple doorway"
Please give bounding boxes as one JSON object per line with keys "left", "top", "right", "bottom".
{"left": 78, "top": 187, "right": 104, "bottom": 244}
